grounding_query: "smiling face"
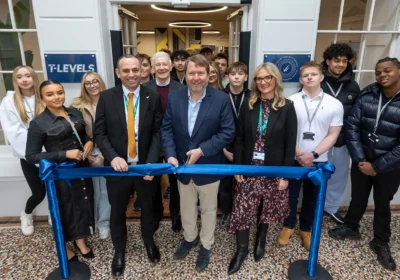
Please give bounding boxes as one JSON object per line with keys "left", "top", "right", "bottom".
{"left": 326, "top": 56, "right": 348, "bottom": 77}
{"left": 15, "top": 67, "right": 34, "bottom": 91}
{"left": 153, "top": 56, "right": 172, "bottom": 81}
{"left": 186, "top": 61, "right": 209, "bottom": 94}
{"left": 375, "top": 60, "right": 400, "bottom": 89}
{"left": 299, "top": 66, "right": 324, "bottom": 89}
{"left": 41, "top": 83, "right": 65, "bottom": 110}
{"left": 173, "top": 56, "right": 187, "bottom": 72}
{"left": 84, "top": 74, "right": 100, "bottom": 97}
{"left": 140, "top": 58, "right": 151, "bottom": 79}
{"left": 208, "top": 65, "right": 218, "bottom": 85}
{"left": 255, "top": 68, "right": 276, "bottom": 95}
{"left": 116, "top": 57, "right": 141, "bottom": 91}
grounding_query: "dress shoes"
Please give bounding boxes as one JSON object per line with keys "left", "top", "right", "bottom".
{"left": 111, "top": 252, "right": 125, "bottom": 277}
{"left": 145, "top": 242, "right": 161, "bottom": 263}
{"left": 171, "top": 216, "right": 182, "bottom": 233}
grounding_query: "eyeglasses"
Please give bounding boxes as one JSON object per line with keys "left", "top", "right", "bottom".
{"left": 254, "top": 75, "right": 273, "bottom": 83}
{"left": 84, "top": 79, "right": 99, "bottom": 87}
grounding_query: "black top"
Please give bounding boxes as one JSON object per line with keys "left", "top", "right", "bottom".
{"left": 25, "top": 107, "right": 90, "bottom": 164}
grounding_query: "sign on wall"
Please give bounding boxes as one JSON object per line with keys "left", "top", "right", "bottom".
{"left": 44, "top": 54, "right": 97, "bottom": 83}
{"left": 263, "top": 54, "right": 311, "bottom": 83}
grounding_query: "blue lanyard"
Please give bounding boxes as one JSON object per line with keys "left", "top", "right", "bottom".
{"left": 259, "top": 102, "right": 269, "bottom": 135}
{"left": 123, "top": 94, "right": 140, "bottom": 119}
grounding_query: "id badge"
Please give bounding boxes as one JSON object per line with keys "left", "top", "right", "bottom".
{"left": 368, "top": 133, "right": 379, "bottom": 144}
{"left": 253, "top": 151, "right": 265, "bottom": 160}
{"left": 303, "top": 132, "right": 315, "bottom": 141}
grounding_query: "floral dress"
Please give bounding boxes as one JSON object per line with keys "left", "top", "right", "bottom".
{"left": 228, "top": 99, "right": 290, "bottom": 232}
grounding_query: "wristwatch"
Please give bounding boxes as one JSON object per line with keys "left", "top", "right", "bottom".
{"left": 311, "top": 151, "right": 319, "bottom": 159}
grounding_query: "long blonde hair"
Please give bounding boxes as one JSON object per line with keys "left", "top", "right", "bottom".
{"left": 12, "top": 66, "right": 43, "bottom": 123}
{"left": 249, "top": 63, "right": 286, "bottom": 110}
{"left": 72, "top": 71, "right": 106, "bottom": 112}
{"left": 208, "top": 62, "right": 224, "bottom": 90}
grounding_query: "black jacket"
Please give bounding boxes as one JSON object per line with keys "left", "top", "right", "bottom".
{"left": 93, "top": 84, "right": 163, "bottom": 166}
{"left": 345, "top": 83, "right": 400, "bottom": 173}
{"left": 170, "top": 68, "right": 187, "bottom": 85}
{"left": 321, "top": 62, "right": 360, "bottom": 147}
{"left": 234, "top": 98, "right": 297, "bottom": 167}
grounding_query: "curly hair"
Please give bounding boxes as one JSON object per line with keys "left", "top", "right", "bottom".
{"left": 376, "top": 57, "right": 400, "bottom": 68}
{"left": 323, "top": 43, "right": 354, "bottom": 61}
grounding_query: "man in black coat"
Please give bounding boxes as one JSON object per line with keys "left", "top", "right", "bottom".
{"left": 320, "top": 43, "right": 360, "bottom": 224}
{"left": 93, "top": 55, "right": 163, "bottom": 277}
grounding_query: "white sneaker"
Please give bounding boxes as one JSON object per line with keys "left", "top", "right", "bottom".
{"left": 20, "top": 211, "right": 34, "bottom": 236}
{"left": 48, "top": 216, "right": 52, "bottom": 226}
{"left": 99, "top": 227, "right": 110, "bottom": 239}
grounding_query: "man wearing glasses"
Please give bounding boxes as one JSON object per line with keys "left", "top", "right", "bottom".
{"left": 161, "top": 54, "right": 235, "bottom": 272}
{"left": 170, "top": 50, "right": 190, "bottom": 85}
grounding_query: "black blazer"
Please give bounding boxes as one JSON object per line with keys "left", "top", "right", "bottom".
{"left": 234, "top": 97, "right": 297, "bottom": 167}
{"left": 143, "top": 79, "right": 187, "bottom": 96}
{"left": 93, "top": 84, "right": 163, "bottom": 166}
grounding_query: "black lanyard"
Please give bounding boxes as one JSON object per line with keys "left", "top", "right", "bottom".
{"left": 229, "top": 93, "right": 244, "bottom": 119}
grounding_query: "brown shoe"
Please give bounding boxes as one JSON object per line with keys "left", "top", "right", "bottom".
{"left": 277, "top": 227, "right": 294, "bottom": 245}
{"left": 299, "top": 230, "right": 311, "bottom": 251}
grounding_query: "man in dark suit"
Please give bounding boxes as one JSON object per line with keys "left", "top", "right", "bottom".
{"left": 93, "top": 55, "right": 163, "bottom": 277}
{"left": 161, "top": 54, "right": 235, "bottom": 272}
{"left": 144, "top": 51, "right": 187, "bottom": 233}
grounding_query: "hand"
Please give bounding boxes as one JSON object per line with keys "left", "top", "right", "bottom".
{"left": 83, "top": 141, "right": 94, "bottom": 160}
{"left": 143, "top": 163, "right": 154, "bottom": 181}
{"left": 297, "top": 152, "right": 314, "bottom": 167}
{"left": 277, "top": 178, "right": 289, "bottom": 190}
{"left": 66, "top": 149, "right": 83, "bottom": 161}
{"left": 88, "top": 155, "right": 104, "bottom": 167}
{"left": 187, "top": 148, "right": 203, "bottom": 165}
{"left": 223, "top": 148, "right": 234, "bottom": 162}
{"left": 168, "top": 157, "right": 179, "bottom": 167}
{"left": 358, "top": 162, "right": 377, "bottom": 176}
{"left": 111, "top": 157, "right": 128, "bottom": 172}
{"left": 235, "top": 175, "right": 245, "bottom": 183}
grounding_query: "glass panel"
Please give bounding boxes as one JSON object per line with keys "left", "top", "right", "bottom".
{"left": 13, "top": 0, "right": 36, "bottom": 29}
{"left": 371, "top": 0, "right": 400, "bottom": 31}
{"left": 318, "top": 0, "right": 341, "bottom": 30}
{"left": 22, "top": 32, "right": 42, "bottom": 70}
{"left": 340, "top": 0, "right": 368, "bottom": 30}
{"left": 358, "top": 72, "right": 375, "bottom": 90}
{"left": 360, "top": 34, "right": 393, "bottom": 70}
{"left": 0, "top": 73, "right": 13, "bottom": 101}
{"left": 0, "top": 0, "right": 12, "bottom": 29}
{"left": 314, "top": 34, "right": 335, "bottom": 63}
{"left": 337, "top": 33, "right": 361, "bottom": 69}
{"left": 0, "top": 32, "right": 22, "bottom": 70}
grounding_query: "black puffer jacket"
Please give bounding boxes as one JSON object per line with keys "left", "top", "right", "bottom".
{"left": 345, "top": 83, "right": 400, "bottom": 174}
{"left": 321, "top": 62, "right": 360, "bottom": 147}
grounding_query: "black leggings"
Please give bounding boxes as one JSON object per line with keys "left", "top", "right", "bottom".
{"left": 20, "top": 159, "right": 46, "bottom": 214}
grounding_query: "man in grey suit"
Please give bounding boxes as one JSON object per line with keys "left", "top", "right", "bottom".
{"left": 144, "top": 52, "right": 187, "bottom": 233}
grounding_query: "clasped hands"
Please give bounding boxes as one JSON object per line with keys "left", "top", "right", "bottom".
{"left": 66, "top": 141, "right": 94, "bottom": 161}
{"left": 296, "top": 151, "right": 314, "bottom": 167}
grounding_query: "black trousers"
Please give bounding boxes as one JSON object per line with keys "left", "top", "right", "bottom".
{"left": 107, "top": 176, "right": 158, "bottom": 253}
{"left": 20, "top": 159, "right": 46, "bottom": 214}
{"left": 168, "top": 173, "right": 180, "bottom": 218}
{"left": 345, "top": 163, "right": 400, "bottom": 244}
{"left": 218, "top": 175, "right": 234, "bottom": 214}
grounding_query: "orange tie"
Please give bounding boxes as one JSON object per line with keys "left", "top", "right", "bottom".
{"left": 128, "top": 93, "right": 137, "bottom": 158}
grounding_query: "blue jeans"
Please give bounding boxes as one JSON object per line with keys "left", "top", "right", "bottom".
{"left": 93, "top": 177, "right": 111, "bottom": 229}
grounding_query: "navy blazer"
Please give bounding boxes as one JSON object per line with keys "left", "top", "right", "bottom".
{"left": 161, "top": 86, "right": 235, "bottom": 185}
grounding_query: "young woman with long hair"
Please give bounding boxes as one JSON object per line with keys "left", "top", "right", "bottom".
{"left": 208, "top": 62, "right": 224, "bottom": 90}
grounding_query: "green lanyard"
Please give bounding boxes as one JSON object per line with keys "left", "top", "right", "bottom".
{"left": 259, "top": 102, "right": 269, "bottom": 135}
{"left": 123, "top": 94, "right": 140, "bottom": 119}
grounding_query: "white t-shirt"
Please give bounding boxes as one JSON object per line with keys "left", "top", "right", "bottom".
{"left": 289, "top": 90, "right": 344, "bottom": 162}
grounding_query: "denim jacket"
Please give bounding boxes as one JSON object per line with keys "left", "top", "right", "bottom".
{"left": 25, "top": 107, "right": 91, "bottom": 164}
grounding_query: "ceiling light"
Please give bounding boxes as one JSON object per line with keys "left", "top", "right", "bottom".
{"left": 169, "top": 21, "right": 211, "bottom": 28}
{"left": 202, "top": 30, "right": 220, "bottom": 34}
{"left": 151, "top": 5, "right": 228, "bottom": 14}
{"left": 137, "top": 31, "right": 155, "bottom": 34}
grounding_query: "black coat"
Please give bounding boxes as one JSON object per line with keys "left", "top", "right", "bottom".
{"left": 170, "top": 68, "right": 187, "bottom": 85}
{"left": 93, "top": 84, "right": 163, "bottom": 166}
{"left": 234, "top": 98, "right": 297, "bottom": 167}
{"left": 321, "top": 62, "right": 360, "bottom": 147}
{"left": 345, "top": 82, "right": 400, "bottom": 173}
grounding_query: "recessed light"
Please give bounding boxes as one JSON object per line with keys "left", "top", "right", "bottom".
{"left": 169, "top": 21, "right": 211, "bottom": 28}
{"left": 137, "top": 31, "right": 155, "bottom": 34}
{"left": 151, "top": 5, "right": 228, "bottom": 14}
{"left": 202, "top": 31, "right": 220, "bottom": 34}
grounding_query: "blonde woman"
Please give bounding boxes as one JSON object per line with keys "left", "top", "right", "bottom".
{"left": 0, "top": 66, "right": 44, "bottom": 236}
{"left": 227, "top": 63, "right": 297, "bottom": 275}
{"left": 208, "top": 62, "right": 224, "bottom": 90}
{"left": 71, "top": 71, "right": 111, "bottom": 240}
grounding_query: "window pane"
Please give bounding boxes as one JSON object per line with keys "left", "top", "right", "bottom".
{"left": 13, "top": 0, "right": 36, "bottom": 29}
{"left": 360, "top": 34, "right": 393, "bottom": 70}
{"left": 22, "top": 32, "right": 42, "bottom": 70}
{"left": 337, "top": 33, "right": 361, "bottom": 69}
{"left": 314, "top": 34, "right": 335, "bottom": 63}
{"left": 0, "top": 0, "right": 12, "bottom": 29}
{"left": 318, "top": 0, "right": 340, "bottom": 30}
{"left": 0, "top": 32, "right": 23, "bottom": 70}
{"left": 340, "top": 0, "right": 367, "bottom": 30}
{"left": 358, "top": 72, "right": 375, "bottom": 90}
{"left": 371, "top": 0, "right": 400, "bottom": 31}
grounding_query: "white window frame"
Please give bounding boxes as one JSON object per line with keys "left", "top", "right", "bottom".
{"left": 317, "top": 0, "right": 400, "bottom": 84}
{"left": 0, "top": 0, "right": 43, "bottom": 146}
{"left": 227, "top": 9, "right": 243, "bottom": 65}
{"left": 119, "top": 6, "right": 138, "bottom": 55}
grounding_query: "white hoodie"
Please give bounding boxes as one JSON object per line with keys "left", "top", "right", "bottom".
{"left": 0, "top": 91, "right": 35, "bottom": 159}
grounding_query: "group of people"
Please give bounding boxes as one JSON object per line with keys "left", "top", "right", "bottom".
{"left": 0, "top": 43, "right": 399, "bottom": 277}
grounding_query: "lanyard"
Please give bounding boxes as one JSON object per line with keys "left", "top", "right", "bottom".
{"left": 259, "top": 102, "right": 269, "bottom": 135}
{"left": 65, "top": 116, "right": 84, "bottom": 150}
{"left": 123, "top": 94, "right": 140, "bottom": 119}
{"left": 302, "top": 92, "right": 325, "bottom": 131}
{"left": 229, "top": 93, "right": 244, "bottom": 119}
{"left": 374, "top": 91, "right": 400, "bottom": 133}
{"left": 325, "top": 82, "right": 343, "bottom": 98}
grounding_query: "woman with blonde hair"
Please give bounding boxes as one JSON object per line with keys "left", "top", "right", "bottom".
{"left": 71, "top": 71, "right": 111, "bottom": 240}
{"left": 208, "top": 61, "right": 224, "bottom": 90}
{"left": 0, "top": 66, "right": 45, "bottom": 236}
{"left": 227, "top": 62, "right": 297, "bottom": 275}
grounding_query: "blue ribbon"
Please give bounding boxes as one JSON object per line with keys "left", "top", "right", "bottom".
{"left": 39, "top": 160, "right": 335, "bottom": 279}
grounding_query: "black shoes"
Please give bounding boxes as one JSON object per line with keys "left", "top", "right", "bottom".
{"left": 370, "top": 239, "right": 397, "bottom": 271}
{"left": 328, "top": 224, "right": 361, "bottom": 240}
{"left": 219, "top": 213, "right": 231, "bottom": 230}
{"left": 171, "top": 216, "right": 182, "bottom": 233}
{"left": 325, "top": 211, "right": 345, "bottom": 224}
{"left": 228, "top": 244, "right": 249, "bottom": 275}
{"left": 196, "top": 246, "right": 210, "bottom": 272}
{"left": 73, "top": 241, "right": 94, "bottom": 259}
{"left": 111, "top": 252, "right": 125, "bottom": 277}
{"left": 174, "top": 236, "right": 200, "bottom": 260}
{"left": 254, "top": 224, "right": 268, "bottom": 262}
{"left": 68, "top": 254, "right": 79, "bottom": 262}
{"left": 145, "top": 242, "right": 161, "bottom": 263}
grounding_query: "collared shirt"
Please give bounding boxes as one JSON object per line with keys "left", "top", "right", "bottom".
{"left": 188, "top": 89, "right": 206, "bottom": 136}
{"left": 288, "top": 90, "right": 343, "bottom": 162}
{"left": 156, "top": 78, "right": 170, "bottom": 87}
{"left": 122, "top": 85, "right": 140, "bottom": 163}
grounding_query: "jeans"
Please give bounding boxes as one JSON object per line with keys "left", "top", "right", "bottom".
{"left": 93, "top": 176, "right": 111, "bottom": 229}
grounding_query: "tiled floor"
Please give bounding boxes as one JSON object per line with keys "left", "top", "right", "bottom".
{"left": 1, "top": 214, "right": 400, "bottom": 279}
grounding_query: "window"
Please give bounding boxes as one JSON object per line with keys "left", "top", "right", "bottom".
{"left": 316, "top": 0, "right": 400, "bottom": 89}
{"left": 119, "top": 6, "right": 138, "bottom": 55}
{"left": 0, "top": 0, "right": 44, "bottom": 145}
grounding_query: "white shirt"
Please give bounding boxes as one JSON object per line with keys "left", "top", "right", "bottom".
{"left": 289, "top": 90, "right": 344, "bottom": 162}
{"left": 156, "top": 78, "right": 170, "bottom": 87}
{"left": 0, "top": 91, "right": 35, "bottom": 159}
{"left": 122, "top": 85, "right": 140, "bottom": 163}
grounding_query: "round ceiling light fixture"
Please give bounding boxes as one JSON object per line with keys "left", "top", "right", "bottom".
{"left": 169, "top": 21, "right": 211, "bottom": 28}
{"left": 137, "top": 30, "right": 155, "bottom": 34}
{"left": 151, "top": 5, "right": 228, "bottom": 13}
{"left": 202, "top": 30, "right": 220, "bottom": 34}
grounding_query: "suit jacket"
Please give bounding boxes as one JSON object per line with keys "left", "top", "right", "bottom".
{"left": 161, "top": 86, "right": 235, "bottom": 185}
{"left": 93, "top": 84, "right": 163, "bottom": 167}
{"left": 143, "top": 79, "right": 187, "bottom": 97}
{"left": 234, "top": 98, "right": 297, "bottom": 167}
